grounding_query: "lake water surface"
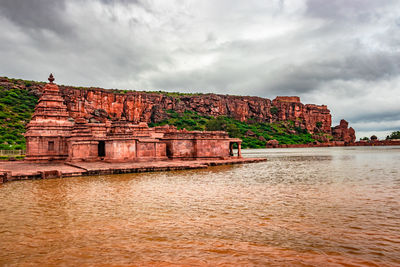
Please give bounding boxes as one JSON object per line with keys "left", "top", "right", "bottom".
{"left": 1, "top": 147, "right": 399, "bottom": 266}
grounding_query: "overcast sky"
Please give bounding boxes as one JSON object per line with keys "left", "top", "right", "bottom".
{"left": 1, "top": 0, "right": 399, "bottom": 139}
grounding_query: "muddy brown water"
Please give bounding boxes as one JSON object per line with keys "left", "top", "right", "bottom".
{"left": 1, "top": 147, "right": 399, "bottom": 266}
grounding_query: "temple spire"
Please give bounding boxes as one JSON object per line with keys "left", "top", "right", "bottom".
{"left": 48, "top": 73, "right": 55, "bottom": 84}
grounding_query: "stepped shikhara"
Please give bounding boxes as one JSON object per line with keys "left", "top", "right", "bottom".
{"left": 24, "top": 74, "right": 73, "bottom": 161}
{"left": 24, "top": 75, "right": 242, "bottom": 162}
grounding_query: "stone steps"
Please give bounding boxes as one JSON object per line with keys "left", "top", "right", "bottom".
{"left": 0, "top": 158, "right": 267, "bottom": 183}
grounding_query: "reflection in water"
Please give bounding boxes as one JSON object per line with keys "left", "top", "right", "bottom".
{"left": 1, "top": 147, "right": 400, "bottom": 266}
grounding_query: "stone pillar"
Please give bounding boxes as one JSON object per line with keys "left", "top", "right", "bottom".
{"left": 0, "top": 171, "right": 11, "bottom": 183}
{"left": 238, "top": 143, "right": 242, "bottom": 158}
{"left": 0, "top": 172, "right": 6, "bottom": 184}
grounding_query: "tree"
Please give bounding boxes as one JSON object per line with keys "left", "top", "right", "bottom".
{"left": 226, "top": 123, "right": 240, "bottom": 138}
{"left": 270, "top": 106, "right": 279, "bottom": 115}
{"left": 205, "top": 117, "right": 226, "bottom": 131}
{"left": 386, "top": 131, "right": 400, "bottom": 140}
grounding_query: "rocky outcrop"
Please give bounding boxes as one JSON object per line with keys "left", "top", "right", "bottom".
{"left": 272, "top": 97, "right": 332, "bottom": 133}
{"left": 332, "top": 120, "right": 356, "bottom": 143}
{"left": 266, "top": 139, "right": 279, "bottom": 148}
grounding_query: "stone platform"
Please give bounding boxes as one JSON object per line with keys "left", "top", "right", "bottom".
{"left": 0, "top": 158, "right": 266, "bottom": 183}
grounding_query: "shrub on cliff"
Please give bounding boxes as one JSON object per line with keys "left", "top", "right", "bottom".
{"left": 205, "top": 116, "right": 226, "bottom": 131}
{"left": 205, "top": 117, "right": 241, "bottom": 138}
{"left": 270, "top": 106, "right": 279, "bottom": 115}
{"left": 151, "top": 110, "right": 316, "bottom": 148}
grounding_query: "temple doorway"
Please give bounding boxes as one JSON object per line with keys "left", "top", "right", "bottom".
{"left": 229, "top": 142, "right": 236, "bottom": 156}
{"left": 229, "top": 142, "right": 242, "bottom": 157}
{"left": 98, "top": 141, "right": 105, "bottom": 157}
{"left": 166, "top": 143, "right": 172, "bottom": 158}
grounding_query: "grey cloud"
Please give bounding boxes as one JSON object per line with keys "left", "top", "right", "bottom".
{"left": 306, "top": 0, "right": 396, "bottom": 20}
{"left": 353, "top": 122, "right": 400, "bottom": 132}
{"left": 266, "top": 52, "right": 400, "bottom": 95}
{"left": 348, "top": 110, "right": 400, "bottom": 124}
{"left": 0, "top": 0, "right": 71, "bottom": 35}
{"left": 100, "top": 0, "right": 140, "bottom": 4}
{"left": 148, "top": 48, "right": 400, "bottom": 98}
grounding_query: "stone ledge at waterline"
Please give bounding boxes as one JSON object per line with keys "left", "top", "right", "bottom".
{"left": 0, "top": 158, "right": 266, "bottom": 184}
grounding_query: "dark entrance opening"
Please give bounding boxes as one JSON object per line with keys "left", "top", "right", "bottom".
{"left": 166, "top": 143, "right": 172, "bottom": 158}
{"left": 98, "top": 141, "right": 105, "bottom": 157}
{"left": 48, "top": 141, "right": 55, "bottom": 151}
{"left": 229, "top": 142, "right": 240, "bottom": 157}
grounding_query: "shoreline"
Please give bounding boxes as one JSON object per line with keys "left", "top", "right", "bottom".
{"left": 0, "top": 158, "right": 266, "bottom": 184}
{"left": 266, "top": 140, "right": 400, "bottom": 149}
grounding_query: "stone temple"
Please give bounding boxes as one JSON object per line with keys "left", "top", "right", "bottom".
{"left": 24, "top": 74, "right": 242, "bottom": 162}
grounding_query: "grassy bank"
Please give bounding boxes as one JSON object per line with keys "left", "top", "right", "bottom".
{"left": 0, "top": 85, "right": 38, "bottom": 150}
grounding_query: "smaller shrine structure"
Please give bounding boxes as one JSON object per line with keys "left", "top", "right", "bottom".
{"left": 25, "top": 75, "right": 242, "bottom": 162}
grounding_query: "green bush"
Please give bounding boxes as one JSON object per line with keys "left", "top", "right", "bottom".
{"left": 150, "top": 110, "right": 317, "bottom": 148}
{"left": 270, "top": 106, "right": 279, "bottom": 115}
{"left": 386, "top": 131, "right": 400, "bottom": 140}
{"left": 0, "top": 85, "right": 38, "bottom": 150}
{"left": 206, "top": 117, "right": 226, "bottom": 131}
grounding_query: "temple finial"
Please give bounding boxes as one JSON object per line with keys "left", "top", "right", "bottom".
{"left": 48, "top": 73, "right": 55, "bottom": 83}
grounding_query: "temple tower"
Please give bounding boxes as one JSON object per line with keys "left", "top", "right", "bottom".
{"left": 25, "top": 74, "right": 74, "bottom": 161}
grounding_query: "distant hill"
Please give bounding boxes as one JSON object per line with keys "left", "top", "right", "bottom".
{"left": 0, "top": 76, "right": 354, "bottom": 150}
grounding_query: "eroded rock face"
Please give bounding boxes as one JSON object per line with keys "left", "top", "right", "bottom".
{"left": 52, "top": 87, "right": 334, "bottom": 134}
{"left": 332, "top": 120, "right": 356, "bottom": 143}
{"left": 272, "top": 97, "right": 332, "bottom": 133}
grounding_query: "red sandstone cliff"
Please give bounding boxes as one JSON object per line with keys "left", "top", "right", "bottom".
{"left": 57, "top": 88, "right": 333, "bottom": 135}
{"left": 0, "top": 77, "right": 355, "bottom": 142}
